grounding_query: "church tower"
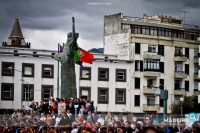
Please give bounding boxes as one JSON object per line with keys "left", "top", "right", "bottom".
{"left": 2, "top": 19, "right": 31, "bottom": 48}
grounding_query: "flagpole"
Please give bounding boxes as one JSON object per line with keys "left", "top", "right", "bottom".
{"left": 57, "top": 43, "right": 60, "bottom": 98}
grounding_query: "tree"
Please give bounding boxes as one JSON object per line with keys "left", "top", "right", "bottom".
{"left": 171, "top": 96, "right": 200, "bottom": 114}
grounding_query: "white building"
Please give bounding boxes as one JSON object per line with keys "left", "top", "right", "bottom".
{"left": 1, "top": 14, "right": 200, "bottom": 119}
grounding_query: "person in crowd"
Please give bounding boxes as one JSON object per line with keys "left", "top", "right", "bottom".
{"left": 105, "top": 112, "right": 115, "bottom": 126}
{"left": 144, "top": 116, "right": 153, "bottom": 127}
{"left": 40, "top": 113, "right": 46, "bottom": 121}
{"left": 71, "top": 123, "right": 78, "bottom": 133}
{"left": 86, "top": 110, "right": 95, "bottom": 125}
{"left": 142, "top": 127, "right": 157, "bottom": 133}
{"left": 124, "top": 121, "right": 134, "bottom": 133}
{"left": 97, "top": 113, "right": 105, "bottom": 126}
{"left": 92, "top": 110, "right": 99, "bottom": 123}
{"left": 94, "top": 122, "right": 101, "bottom": 133}
{"left": 79, "top": 105, "right": 85, "bottom": 117}
{"left": 89, "top": 101, "right": 95, "bottom": 113}
{"left": 55, "top": 114, "right": 62, "bottom": 127}
{"left": 191, "top": 122, "right": 200, "bottom": 133}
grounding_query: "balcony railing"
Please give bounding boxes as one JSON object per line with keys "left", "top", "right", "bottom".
{"left": 174, "top": 54, "right": 187, "bottom": 62}
{"left": 174, "top": 89, "right": 186, "bottom": 95}
{"left": 143, "top": 70, "right": 161, "bottom": 77}
{"left": 143, "top": 86, "right": 159, "bottom": 95}
{"left": 193, "top": 89, "right": 200, "bottom": 96}
{"left": 174, "top": 71, "right": 187, "bottom": 79}
{"left": 143, "top": 51, "right": 161, "bottom": 59}
{"left": 143, "top": 104, "right": 160, "bottom": 112}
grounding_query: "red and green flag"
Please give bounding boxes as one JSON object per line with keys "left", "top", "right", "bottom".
{"left": 74, "top": 48, "right": 94, "bottom": 64}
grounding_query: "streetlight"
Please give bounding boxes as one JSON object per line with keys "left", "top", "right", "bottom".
{"left": 180, "top": 97, "right": 184, "bottom": 118}
{"left": 8, "top": 67, "right": 23, "bottom": 109}
{"left": 74, "top": 104, "right": 79, "bottom": 121}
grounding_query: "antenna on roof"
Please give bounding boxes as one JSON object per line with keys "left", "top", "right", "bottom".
{"left": 178, "top": 11, "right": 190, "bottom": 25}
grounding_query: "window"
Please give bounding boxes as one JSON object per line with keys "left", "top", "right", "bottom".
{"left": 158, "top": 45, "right": 164, "bottom": 56}
{"left": 185, "top": 48, "right": 189, "bottom": 58}
{"left": 98, "top": 88, "right": 109, "bottom": 104}
{"left": 41, "top": 85, "right": 53, "bottom": 100}
{"left": 194, "top": 82, "right": 198, "bottom": 91}
{"left": 80, "top": 67, "right": 91, "bottom": 80}
{"left": 185, "top": 81, "right": 189, "bottom": 91}
{"left": 22, "top": 63, "right": 34, "bottom": 77}
{"left": 134, "top": 95, "right": 140, "bottom": 106}
{"left": 174, "top": 80, "right": 182, "bottom": 90}
{"left": 194, "top": 64, "right": 199, "bottom": 75}
{"left": 79, "top": 87, "right": 91, "bottom": 101}
{"left": 115, "top": 88, "right": 126, "bottom": 104}
{"left": 135, "top": 78, "right": 140, "bottom": 89}
{"left": 135, "top": 60, "right": 140, "bottom": 71}
{"left": 150, "top": 27, "right": 158, "bottom": 36}
{"left": 135, "top": 43, "right": 140, "bottom": 54}
{"left": 22, "top": 84, "right": 34, "bottom": 101}
{"left": 42, "top": 64, "right": 54, "bottom": 78}
{"left": 174, "top": 47, "right": 183, "bottom": 56}
{"left": 116, "top": 69, "right": 126, "bottom": 82}
{"left": 159, "top": 98, "right": 163, "bottom": 107}
{"left": 98, "top": 68, "right": 109, "bottom": 81}
{"left": 194, "top": 48, "right": 199, "bottom": 57}
{"left": 147, "top": 79, "right": 156, "bottom": 88}
{"left": 185, "top": 64, "right": 189, "bottom": 75}
{"left": 132, "top": 25, "right": 141, "bottom": 34}
{"left": 142, "top": 26, "right": 150, "bottom": 35}
{"left": 160, "top": 62, "right": 164, "bottom": 73}
{"left": 144, "top": 59, "right": 160, "bottom": 71}
{"left": 121, "top": 24, "right": 130, "bottom": 30}
{"left": 159, "top": 79, "right": 164, "bottom": 90}
{"left": 175, "top": 63, "right": 183, "bottom": 72}
{"left": 1, "top": 83, "right": 14, "bottom": 101}
{"left": 147, "top": 96, "right": 156, "bottom": 106}
{"left": 148, "top": 45, "right": 157, "bottom": 53}
{"left": 2, "top": 62, "right": 14, "bottom": 76}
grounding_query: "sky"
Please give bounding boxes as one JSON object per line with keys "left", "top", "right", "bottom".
{"left": 0, "top": 0, "right": 200, "bottom": 51}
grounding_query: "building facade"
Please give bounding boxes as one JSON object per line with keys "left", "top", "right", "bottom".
{"left": 1, "top": 14, "right": 200, "bottom": 119}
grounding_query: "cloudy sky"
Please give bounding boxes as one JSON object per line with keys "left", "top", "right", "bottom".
{"left": 0, "top": 0, "right": 200, "bottom": 51}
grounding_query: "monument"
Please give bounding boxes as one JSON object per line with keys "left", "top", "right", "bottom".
{"left": 54, "top": 17, "right": 78, "bottom": 99}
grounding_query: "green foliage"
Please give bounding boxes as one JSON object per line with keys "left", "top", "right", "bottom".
{"left": 171, "top": 96, "right": 200, "bottom": 114}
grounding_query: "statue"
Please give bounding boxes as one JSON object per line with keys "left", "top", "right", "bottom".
{"left": 54, "top": 17, "right": 78, "bottom": 99}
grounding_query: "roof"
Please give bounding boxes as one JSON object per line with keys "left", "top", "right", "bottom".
{"left": 9, "top": 19, "right": 24, "bottom": 39}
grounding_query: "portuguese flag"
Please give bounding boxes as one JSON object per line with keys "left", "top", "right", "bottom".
{"left": 74, "top": 48, "right": 94, "bottom": 64}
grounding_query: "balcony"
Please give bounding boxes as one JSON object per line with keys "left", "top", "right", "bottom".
{"left": 143, "top": 52, "right": 161, "bottom": 60}
{"left": 174, "top": 89, "right": 186, "bottom": 95}
{"left": 174, "top": 71, "right": 187, "bottom": 79}
{"left": 143, "top": 70, "right": 161, "bottom": 77}
{"left": 174, "top": 54, "right": 187, "bottom": 62}
{"left": 194, "top": 57, "right": 199, "bottom": 64}
{"left": 143, "top": 86, "right": 160, "bottom": 95}
{"left": 194, "top": 73, "right": 200, "bottom": 80}
{"left": 143, "top": 104, "right": 160, "bottom": 112}
{"left": 193, "top": 89, "right": 200, "bottom": 96}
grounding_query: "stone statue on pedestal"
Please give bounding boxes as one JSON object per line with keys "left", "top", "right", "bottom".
{"left": 54, "top": 17, "right": 78, "bottom": 99}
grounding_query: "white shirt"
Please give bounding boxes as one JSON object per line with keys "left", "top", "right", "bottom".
{"left": 55, "top": 117, "right": 62, "bottom": 127}
{"left": 97, "top": 118, "right": 105, "bottom": 126}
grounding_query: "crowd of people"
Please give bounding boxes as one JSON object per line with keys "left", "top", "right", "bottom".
{"left": 0, "top": 97, "right": 199, "bottom": 133}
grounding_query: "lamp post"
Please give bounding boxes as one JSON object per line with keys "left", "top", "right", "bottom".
{"left": 74, "top": 104, "right": 79, "bottom": 121}
{"left": 180, "top": 97, "right": 184, "bottom": 118}
{"left": 8, "top": 67, "right": 23, "bottom": 109}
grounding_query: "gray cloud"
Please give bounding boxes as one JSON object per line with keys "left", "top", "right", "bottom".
{"left": 0, "top": 0, "right": 200, "bottom": 50}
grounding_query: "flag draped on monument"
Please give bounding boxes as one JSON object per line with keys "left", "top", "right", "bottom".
{"left": 74, "top": 48, "right": 94, "bottom": 64}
